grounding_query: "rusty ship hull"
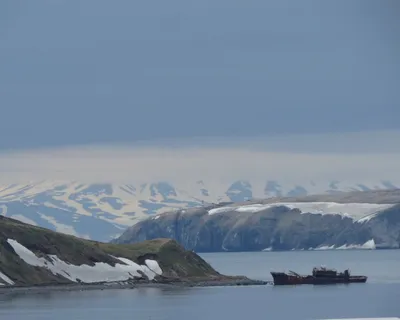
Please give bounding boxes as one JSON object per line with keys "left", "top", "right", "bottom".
{"left": 271, "top": 271, "right": 367, "bottom": 286}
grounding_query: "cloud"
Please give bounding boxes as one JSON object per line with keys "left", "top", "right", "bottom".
{"left": 1, "top": 131, "right": 400, "bottom": 184}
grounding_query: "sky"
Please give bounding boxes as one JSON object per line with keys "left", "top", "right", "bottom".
{"left": 0, "top": 0, "right": 399, "bottom": 183}
{"left": 2, "top": 141, "right": 400, "bottom": 184}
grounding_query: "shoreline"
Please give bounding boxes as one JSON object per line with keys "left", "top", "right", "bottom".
{"left": 0, "top": 277, "right": 272, "bottom": 295}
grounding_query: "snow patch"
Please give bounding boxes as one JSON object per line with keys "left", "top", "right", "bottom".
{"left": 208, "top": 202, "right": 393, "bottom": 220}
{"left": 145, "top": 259, "right": 163, "bottom": 275}
{"left": 314, "top": 245, "right": 335, "bottom": 251}
{"left": 9, "top": 214, "right": 38, "bottom": 226}
{"left": 263, "top": 239, "right": 376, "bottom": 251}
{"left": 314, "top": 239, "right": 376, "bottom": 251}
{"left": 1, "top": 180, "right": 399, "bottom": 242}
{"left": 7, "top": 239, "right": 163, "bottom": 284}
{"left": 208, "top": 206, "right": 236, "bottom": 215}
{"left": 0, "top": 204, "right": 7, "bottom": 215}
{"left": 38, "top": 213, "right": 80, "bottom": 237}
{"left": 336, "top": 239, "right": 376, "bottom": 250}
{"left": 357, "top": 212, "right": 382, "bottom": 223}
{"left": 0, "top": 271, "right": 14, "bottom": 285}
{"left": 235, "top": 204, "right": 273, "bottom": 213}
{"left": 43, "top": 201, "right": 69, "bottom": 211}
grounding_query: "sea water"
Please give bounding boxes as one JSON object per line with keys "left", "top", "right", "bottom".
{"left": 0, "top": 250, "right": 399, "bottom": 320}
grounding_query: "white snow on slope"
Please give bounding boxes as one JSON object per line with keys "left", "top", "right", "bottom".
{"left": 0, "top": 271, "right": 15, "bottom": 285}
{"left": 0, "top": 181, "right": 222, "bottom": 226}
{"left": 0, "top": 180, "right": 398, "bottom": 241}
{"left": 208, "top": 202, "right": 394, "bottom": 220}
{"left": 37, "top": 213, "right": 81, "bottom": 237}
{"left": 314, "top": 245, "right": 336, "bottom": 250}
{"left": 9, "top": 214, "right": 38, "bottom": 226}
{"left": 0, "top": 205, "right": 7, "bottom": 215}
{"left": 315, "top": 239, "right": 376, "bottom": 251}
{"left": 207, "top": 207, "right": 235, "bottom": 215}
{"left": 145, "top": 259, "right": 163, "bottom": 275}
{"left": 356, "top": 210, "right": 389, "bottom": 223}
{"left": 0, "top": 180, "right": 398, "bottom": 223}
{"left": 6, "top": 239, "right": 163, "bottom": 284}
{"left": 336, "top": 239, "right": 376, "bottom": 250}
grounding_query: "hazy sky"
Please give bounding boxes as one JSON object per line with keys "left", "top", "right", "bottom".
{"left": 1, "top": 0, "right": 399, "bottom": 149}
{"left": 0, "top": 0, "right": 399, "bottom": 183}
{"left": 2, "top": 142, "right": 400, "bottom": 185}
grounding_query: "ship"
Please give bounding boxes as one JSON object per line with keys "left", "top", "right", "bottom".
{"left": 271, "top": 266, "right": 367, "bottom": 285}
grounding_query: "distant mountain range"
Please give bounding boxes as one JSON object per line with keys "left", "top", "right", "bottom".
{"left": 0, "top": 180, "right": 399, "bottom": 242}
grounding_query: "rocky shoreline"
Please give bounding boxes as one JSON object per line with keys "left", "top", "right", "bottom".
{"left": 0, "top": 277, "right": 271, "bottom": 295}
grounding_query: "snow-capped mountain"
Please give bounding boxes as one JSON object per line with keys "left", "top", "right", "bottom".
{"left": 0, "top": 179, "right": 399, "bottom": 241}
{"left": 116, "top": 189, "right": 400, "bottom": 252}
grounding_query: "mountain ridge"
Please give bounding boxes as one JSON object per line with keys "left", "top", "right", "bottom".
{"left": 114, "top": 189, "right": 400, "bottom": 252}
{"left": 1, "top": 180, "right": 399, "bottom": 241}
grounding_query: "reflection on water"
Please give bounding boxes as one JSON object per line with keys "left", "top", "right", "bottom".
{"left": 0, "top": 286, "right": 194, "bottom": 303}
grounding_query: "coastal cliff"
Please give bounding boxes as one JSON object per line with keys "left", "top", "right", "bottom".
{"left": 114, "top": 189, "right": 400, "bottom": 252}
{"left": 0, "top": 216, "right": 261, "bottom": 287}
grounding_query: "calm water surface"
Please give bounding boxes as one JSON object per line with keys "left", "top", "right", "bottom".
{"left": 0, "top": 250, "right": 399, "bottom": 320}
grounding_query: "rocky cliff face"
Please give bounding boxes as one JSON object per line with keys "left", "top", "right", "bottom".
{"left": 114, "top": 190, "right": 400, "bottom": 252}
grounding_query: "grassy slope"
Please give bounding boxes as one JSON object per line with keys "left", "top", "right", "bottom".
{"left": 0, "top": 216, "right": 220, "bottom": 286}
